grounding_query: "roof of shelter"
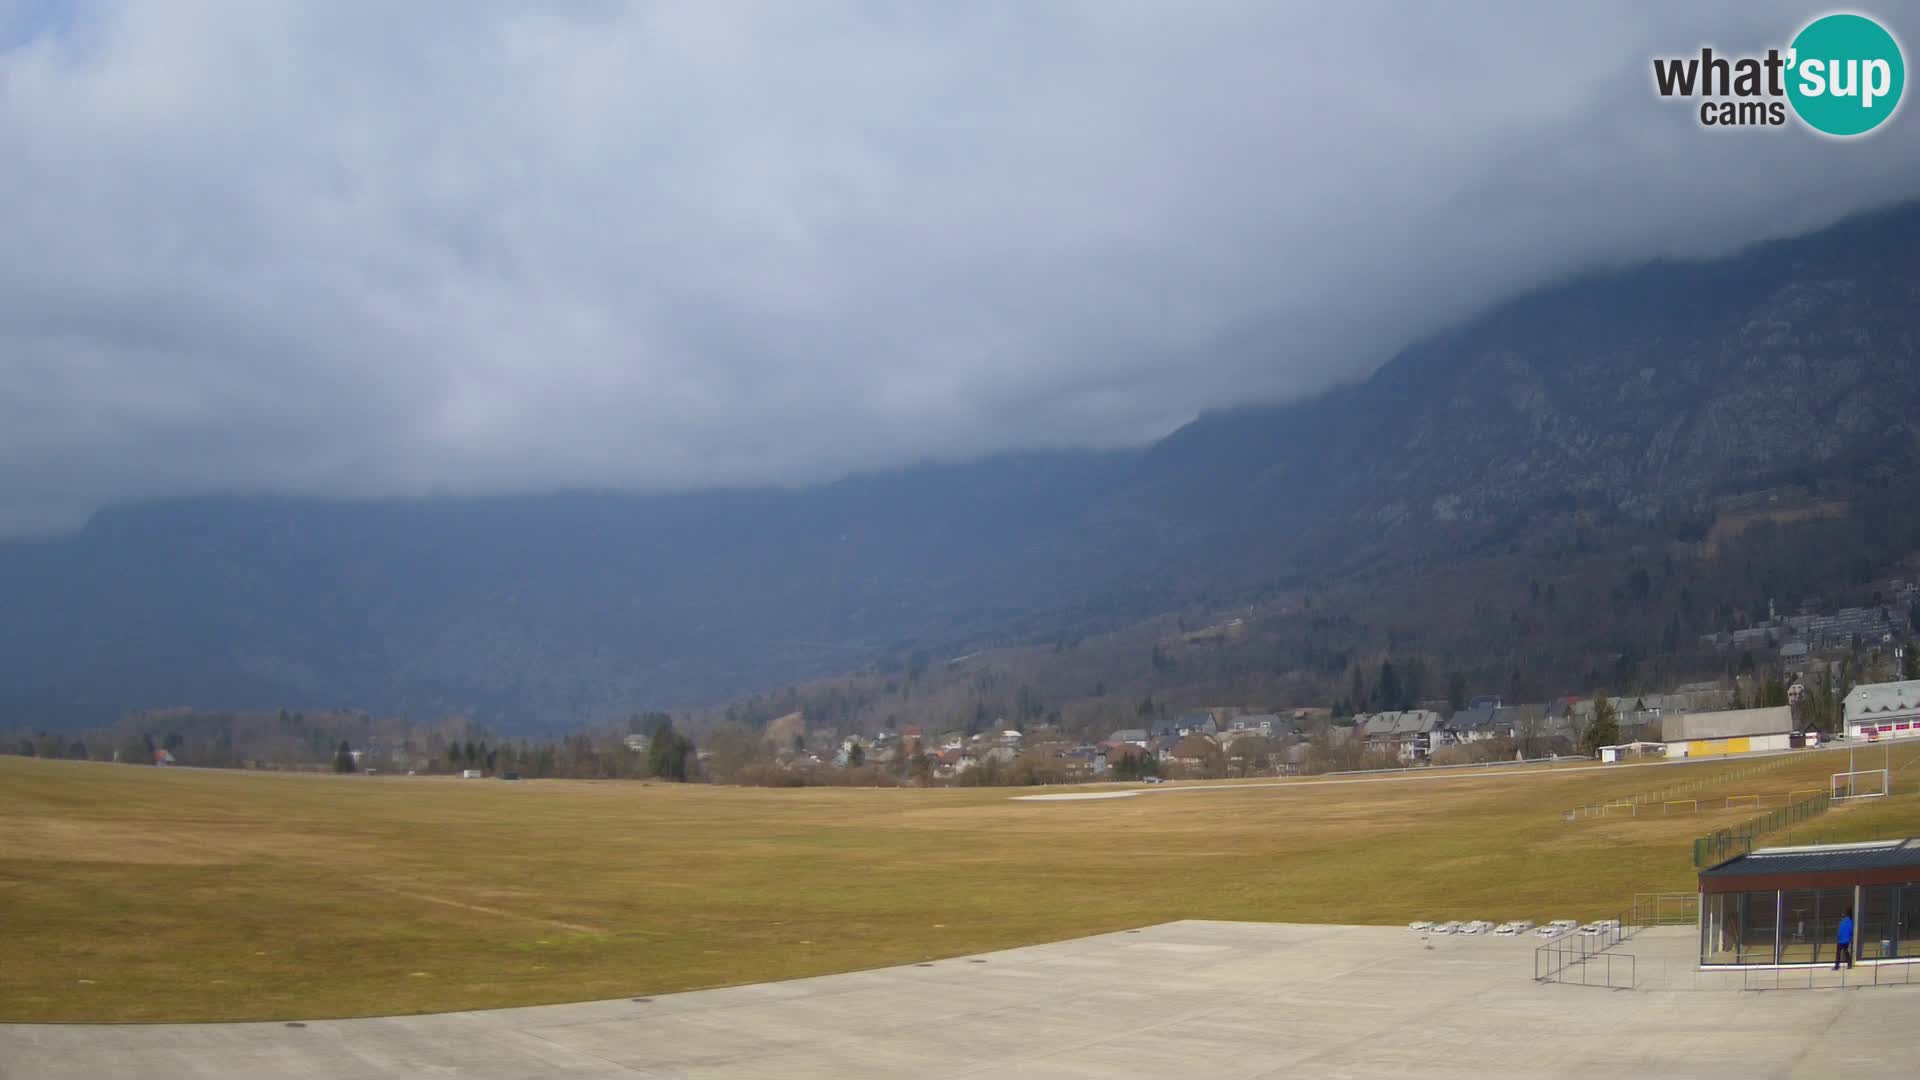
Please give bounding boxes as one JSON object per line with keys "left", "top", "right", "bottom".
{"left": 1700, "top": 838, "right": 1920, "bottom": 880}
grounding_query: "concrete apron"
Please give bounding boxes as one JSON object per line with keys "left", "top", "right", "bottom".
{"left": 2, "top": 922, "right": 1916, "bottom": 1079}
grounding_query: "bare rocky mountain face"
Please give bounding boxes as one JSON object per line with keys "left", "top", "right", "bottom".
{"left": 1161, "top": 202, "right": 1919, "bottom": 536}
{"left": 5, "top": 203, "right": 1919, "bottom": 733}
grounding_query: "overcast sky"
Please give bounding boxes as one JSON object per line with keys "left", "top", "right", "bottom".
{"left": 2, "top": 1, "right": 1917, "bottom": 535}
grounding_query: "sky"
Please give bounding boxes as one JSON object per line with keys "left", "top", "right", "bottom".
{"left": 2, "top": 1, "right": 1918, "bottom": 535}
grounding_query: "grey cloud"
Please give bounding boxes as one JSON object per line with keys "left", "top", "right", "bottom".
{"left": 1, "top": 0, "right": 1916, "bottom": 534}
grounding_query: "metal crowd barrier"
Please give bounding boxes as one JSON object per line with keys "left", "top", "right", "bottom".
{"left": 1533, "top": 915, "right": 1636, "bottom": 988}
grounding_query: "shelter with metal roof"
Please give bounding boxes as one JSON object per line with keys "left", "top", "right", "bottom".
{"left": 1698, "top": 839, "right": 1920, "bottom": 967}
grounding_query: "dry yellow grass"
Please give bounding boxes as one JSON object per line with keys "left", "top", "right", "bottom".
{"left": 0, "top": 747, "right": 1913, "bottom": 1022}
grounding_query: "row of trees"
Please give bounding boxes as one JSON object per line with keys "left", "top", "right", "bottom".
{"left": 3, "top": 711, "right": 704, "bottom": 783}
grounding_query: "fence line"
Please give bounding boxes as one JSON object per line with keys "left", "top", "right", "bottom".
{"left": 1578, "top": 790, "right": 1815, "bottom": 818}
{"left": 1314, "top": 752, "right": 1579, "bottom": 780}
{"left": 1631, "top": 892, "right": 1698, "bottom": 927}
{"left": 1691, "top": 790, "right": 1831, "bottom": 867}
{"left": 1565, "top": 754, "right": 1798, "bottom": 821}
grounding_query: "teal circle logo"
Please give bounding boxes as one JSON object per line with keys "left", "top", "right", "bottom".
{"left": 1787, "top": 13, "right": 1905, "bottom": 136}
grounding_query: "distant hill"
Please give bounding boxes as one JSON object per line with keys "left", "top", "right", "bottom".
{"left": 7, "top": 201, "right": 1920, "bottom": 733}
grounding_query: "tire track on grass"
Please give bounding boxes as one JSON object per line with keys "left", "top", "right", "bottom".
{"left": 365, "top": 883, "right": 609, "bottom": 935}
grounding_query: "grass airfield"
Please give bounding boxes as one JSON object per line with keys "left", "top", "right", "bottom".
{"left": 1, "top": 747, "right": 1914, "bottom": 1022}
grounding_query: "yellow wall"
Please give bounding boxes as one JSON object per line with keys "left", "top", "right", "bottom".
{"left": 1680, "top": 737, "right": 1751, "bottom": 757}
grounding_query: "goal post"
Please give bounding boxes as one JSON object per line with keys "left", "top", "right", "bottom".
{"left": 1663, "top": 800, "right": 1696, "bottom": 815}
{"left": 1831, "top": 770, "right": 1891, "bottom": 801}
{"left": 1723, "top": 794, "right": 1760, "bottom": 810}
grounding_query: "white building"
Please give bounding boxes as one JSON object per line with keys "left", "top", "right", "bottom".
{"left": 1227, "top": 713, "right": 1279, "bottom": 737}
{"left": 1660, "top": 706, "right": 1794, "bottom": 758}
{"left": 1598, "top": 741, "right": 1667, "bottom": 764}
{"left": 1357, "top": 710, "right": 1442, "bottom": 763}
{"left": 1843, "top": 680, "right": 1920, "bottom": 742}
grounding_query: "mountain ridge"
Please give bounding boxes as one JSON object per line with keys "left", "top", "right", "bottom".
{"left": 7, "top": 200, "right": 1920, "bottom": 732}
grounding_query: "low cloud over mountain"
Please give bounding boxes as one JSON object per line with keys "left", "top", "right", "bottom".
{"left": 3, "top": 2, "right": 1918, "bottom": 533}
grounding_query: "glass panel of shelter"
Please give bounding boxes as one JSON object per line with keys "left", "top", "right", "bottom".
{"left": 1740, "top": 891, "right": 1777, "bottom": 965}
{"left": 1816, "top": 887, "right": 1854, "bottom": 964}
{"left": 1780, "top": 889, "right": 1818, "bottom": 963}
{"left": 1703, "top": 882, "right": 1920, "bottom": 966}
{"left": 1859, "top": 885, "right": 1898, "bottom": 960}
{"left": 1779, "top": 887, "right": 1852, "bottom": 964}
{"left": 1902, "top": 884, "right": 1920, "bottom": 960}
{"left": 1702, "top": 893, "right": 1739, "bottom": 965}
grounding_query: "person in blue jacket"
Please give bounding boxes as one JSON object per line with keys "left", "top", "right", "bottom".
{"left": 1834, "top": 907, "right": 1854, "bottom": 970}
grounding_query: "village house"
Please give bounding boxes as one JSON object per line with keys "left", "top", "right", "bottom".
{"left": 1278, "top": 742, "right": 1312, "bottom": 775}
{"left": 931, "top": 748, "right": 980, "bottom": 779}
{"left": 1225, "top": 713, "right": 1279, "bottom": 738}
{"left": 1541, "top": 698, "right": 1595, "bottom": 745}
{"left": 1054, "top": 745, "right": 1098, "bottom": 777}
{"left": 833, "top": 737, "right": 863, "bottom": 766}
{"left": 1103, "top": 743, "right": 1149, "bottom": 773}
{"left": 1019, "top": 740, "right": 1073, "bottom": 773}
{"left": 1176, "top": 713, "right": 1219, "bottom": 737}
{"left": 1170, "top": 734, "right": 1219, "bottom": 770}
{"left": 1224, "top": 734, "right": 1277, "bottom": 775}
{"left": 1148, "top": 735, "right": 1179, "bottom": 763}
{"left": 1843, "top": 679, "right": 1920, "bottom": 742}
{"left": 1440, "top": 704, "right": 1510, "bottom": 746}
{"left": 1543, "top": 697, "right": 1583, "bottom": 726}
{"left": 1357, "top": 710, "right": 1442, "bottom": 762}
